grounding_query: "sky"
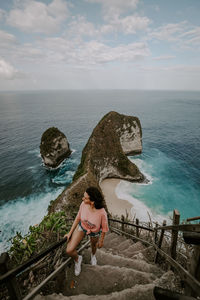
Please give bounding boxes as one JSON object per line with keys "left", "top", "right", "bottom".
{"left": 0, "top": 0, "right": 200, "bottom": 91}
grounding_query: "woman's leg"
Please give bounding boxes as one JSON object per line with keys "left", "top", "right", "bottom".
{"left": 90, "top": 236, "right": 99, "bottom": 255}
{"left": 66, "top": 226, "right": 85, "bottom": 261}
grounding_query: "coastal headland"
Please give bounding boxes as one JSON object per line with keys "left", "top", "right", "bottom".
{"left": 48, "top": 111, "right": 144, "bottom": 218}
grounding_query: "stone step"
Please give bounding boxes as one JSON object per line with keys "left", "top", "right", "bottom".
{"left": 132, "top": 246, "right": 155, "bottom": 262}
{"left": 32, "top": 233, "right": 180, "bottom": 300}
{"left": 103, "top": 233, "right": 129, "bottom": 249}
{"left": 83, "top": 248, "right": 163, "bottom": 276}
{"left": 34, "top": 283, "right": 155, "bottom": 300}
{"left": 154, "top": 270, "right": 182, "bottom": 293}
{"left": 103, "top": 238, "right": 134, "bottom": 254}
{"left": 104, "top": 243, "right": 155, "bottom": 262}
{"left": 61, "top": 263, "right": 156, "bottom": 296}
{"left": 102, "top": 240, "right": 149, "bottom": 261}
{"left": 116, "top": 241, "right": 146, "bottom": 257}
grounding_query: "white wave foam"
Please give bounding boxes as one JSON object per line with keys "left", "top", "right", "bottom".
{"left": 0, "top": 187, "right": 64, "bottom": 254}
{"left": 129, "top": 157, "right": 154, "bottom": 184}
{"left": 41, "top": 150, "right": 78, "bottom": 170}
{"left": 41, "top": 159, "right": 66, "bottom": 170}
{"left": 27, "top": 165, "right": 37, "bottom": 170}
{"left": 52, "top": 170, "right": 75, "bottom": 184}
{"left": 28, "top": 149, "right": 40, "bottom": 155}
{"left": 28, "top": 149, "right": 41, "bottom": 158}
{"left": 115, "top": 180, "right": 172, "bottom": 224}
{"left": 27, "top": 165, "right": 38, "bottom": 174}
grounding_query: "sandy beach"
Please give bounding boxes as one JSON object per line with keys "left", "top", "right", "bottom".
{"left": 100, "top": 178, "right": 133, "bottom": 218}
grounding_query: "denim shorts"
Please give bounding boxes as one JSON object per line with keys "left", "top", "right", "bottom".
{"left": 78, "top": 222, "right": 101, "bottom": 238}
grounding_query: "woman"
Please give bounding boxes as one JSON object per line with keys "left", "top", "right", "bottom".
{"left": 64, "top": 186, "right": 109, "bottom": 276}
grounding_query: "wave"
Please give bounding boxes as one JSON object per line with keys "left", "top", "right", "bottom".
{"left": 115, "top": 180, "right": 172, "bottom": 224}
{"left": 129, "top": 157, "right": 154, "bottom": 185}
{"left": 28, "top": 149, "right": 41, "bottom": 158}
{"left": 41, "top": 149, "right": 78, "bottom": 170}
{"left": 52, "top": 170, "right": 75, "bottom": 185}
{"left": 0, "top": 187, "right": 64, "bottom": 254}
{"left": 116, "top": 150, "right": 174, "bottom": 224}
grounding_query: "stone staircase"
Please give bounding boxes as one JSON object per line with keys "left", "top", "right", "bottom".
{"left": 34, "top": 231, "right": 181, "bottom": 300}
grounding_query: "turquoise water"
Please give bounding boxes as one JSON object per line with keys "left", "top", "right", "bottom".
{"left": 0, "top": 90, "right": 200, "bottom": 252}
{"left": 122, "top": 147, "right": 199, "bottom": 222}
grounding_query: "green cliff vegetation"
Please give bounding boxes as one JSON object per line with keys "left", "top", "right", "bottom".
{"left": 9, "top": 211, "right": 71, "bottom": 267}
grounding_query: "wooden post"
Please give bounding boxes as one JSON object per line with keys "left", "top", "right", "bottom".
{"left": 136, "top": 218, "right": 139, "bottom": 237}
{"left": 147, "top": 222, "right": 151, "bottom": 239}
{"left": 185, "top": 245, "right": 200, "bottom": 297}
{"left": 154, "top": 222, "right": 158, "bottom": 245}
{"left": 121, "top": 215, "right": 125, "bottom": 235}
{"left": 170, "top": 210, "right": 180, "bottom": 261}
{"left": 155, "top": 220, "right": 166, "bottom": 264}
{"left": 0, "top": 252, "right": 21, "bottom": 300}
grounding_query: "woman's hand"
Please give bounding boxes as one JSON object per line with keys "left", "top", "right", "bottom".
{"left": 64, "top": 232, "right": 72, "bottom": 241}
{"left": 98, "top": 239, "right": 104, "bottom": 248}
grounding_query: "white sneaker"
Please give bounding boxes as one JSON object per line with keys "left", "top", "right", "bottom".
{"left": 74, "top": 255, "right": 82, "bottom": 276}
{"left": 91, "top": 254, "right": 97, "bottom": 266}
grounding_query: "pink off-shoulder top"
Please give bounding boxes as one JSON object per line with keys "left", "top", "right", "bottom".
{"left": 77, "top": 201, "right": 109, "bottom": 235}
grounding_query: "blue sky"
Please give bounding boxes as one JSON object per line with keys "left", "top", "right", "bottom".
{"left": 0, "top": 0, "right": 200, "bottom": 90}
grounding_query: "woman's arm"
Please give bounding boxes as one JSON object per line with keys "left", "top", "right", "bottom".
{"left": 98, "top": 209, "right": 109, "bottom": 247}
{"left": 98, "top": 232, "right": 105, "bottom": 248}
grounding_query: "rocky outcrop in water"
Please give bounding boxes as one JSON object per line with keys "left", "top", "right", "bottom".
{"left": 40, "top": 127, "right": 71, "bottom": 168}
{"left": 49, "top": 111, "right": 144, "bottom": 216}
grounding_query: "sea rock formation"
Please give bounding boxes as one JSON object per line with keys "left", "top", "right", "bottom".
{"left": 40, "top": 127, "right": 71, "bottom": 168}
{"left": 49, "top": 111, "right": 144, "bottom": 216}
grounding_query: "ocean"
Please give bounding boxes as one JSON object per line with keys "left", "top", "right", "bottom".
{"left": 0, "top": 90, "right": 200, "bottom": 253}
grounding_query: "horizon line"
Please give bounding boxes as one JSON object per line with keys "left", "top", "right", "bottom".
{"left": 1, "top": 88, "right": 200, "bottom": 93}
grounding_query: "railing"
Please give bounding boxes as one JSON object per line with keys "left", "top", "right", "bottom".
{"left": 109, "top": 211, "right": 200, "bottom": 298}
{"left": 0, "top": 219, "right": 89, "bottom": 300}
{"left": 23, "top": 240, "right": 90, "bottom": 300}
{"left": 187, "top": 216, "right": 200, "bottom": 222}
{"left": 1, "top": 212, "right": 200, "bottom": 299}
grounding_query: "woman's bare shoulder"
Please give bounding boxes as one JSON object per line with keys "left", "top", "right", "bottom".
{"left": 100, "top": 207, "right": 107, "bottom": 214}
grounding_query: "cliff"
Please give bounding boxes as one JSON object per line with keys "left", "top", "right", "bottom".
{"left": 48, "top": 111, "right": 144, "bottom": 216}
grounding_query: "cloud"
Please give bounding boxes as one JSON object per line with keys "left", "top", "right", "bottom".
{"left": 85, "top": 0, "right": 150, "bottom": 36}
{"left": 6, "top": 0, "right": 69, "bottom": 34}
{"left": 140, "top": 64, "right": 200, "bottom": 73}
{"left": 0, "top": 8, "right": 6, "bottom": 21}
{"left": 149, "top": 22, "right": 187, "bottom": 42}
{"left": 0, "top": 58, "right": 21, "bottom": 79}
{"left": 0, "top": 29, "right": 45, "bottom": 64}
{"left": 152, "top": 55, "right": 176, "bottom": 61}
{"left": 148, "top": 22, "right": 200, "bottom": 48}
{"left": 64, "top": 14, "right": 150, "bottom": 40}
{"left": 66, "top": 16, "right": 98, "bottom": 38}
{"left": 180, "top": 27, "right": 200, "bottom": 46}
{"left": 37, "top": 37, "right": 150, "bottom": 66}
{"left": 86, "top": 0, "right": 139, "bottom": 20}
{"left": 0, "top": 30, "right": 17, "bottom": 47}
{"left": 76, "top": 41, "right": 150, "bottom": 64}
{"left": 101, "top": 15, "right": 150, "bottom": 35}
